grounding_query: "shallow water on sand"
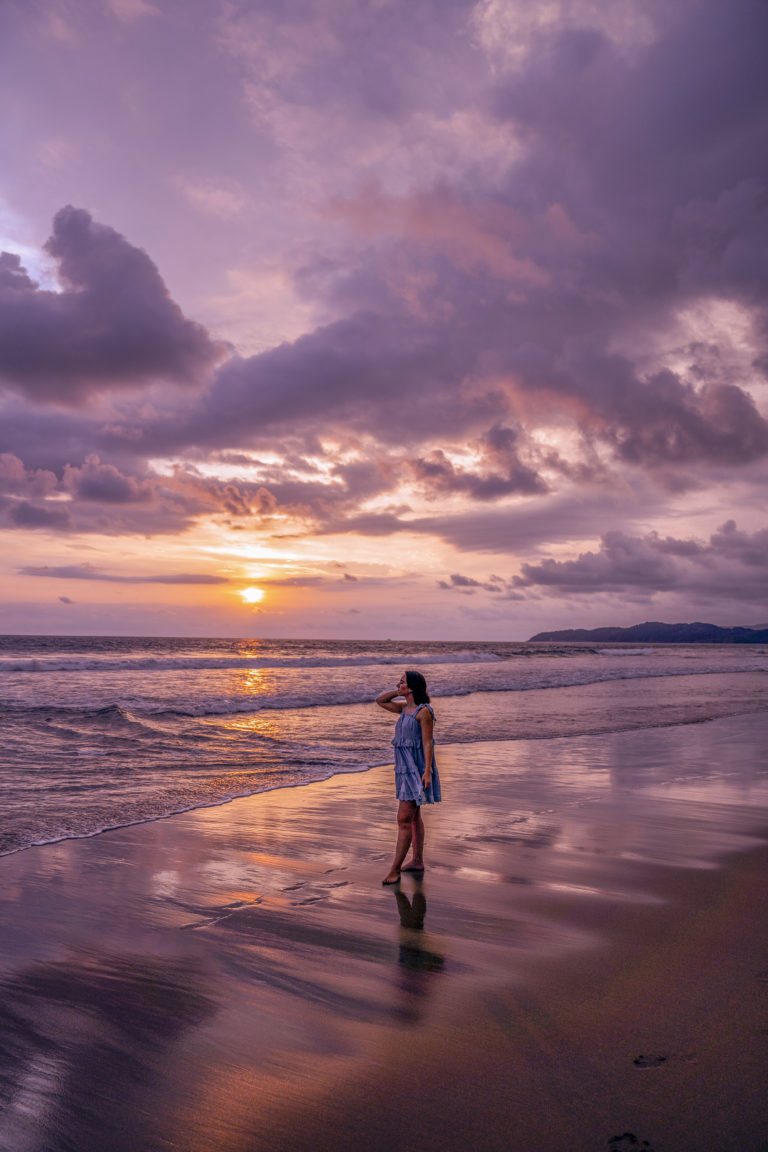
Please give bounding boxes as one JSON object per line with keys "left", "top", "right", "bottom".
{"left": 1, "top": 634, "right": 766, "bottom": 855}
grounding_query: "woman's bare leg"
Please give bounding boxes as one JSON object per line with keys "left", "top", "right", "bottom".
{"left": 402, "top": 808, "right": 425, "bottom": 870}
{"left": 382, "top": 801, "right": 417, "bottom": 884}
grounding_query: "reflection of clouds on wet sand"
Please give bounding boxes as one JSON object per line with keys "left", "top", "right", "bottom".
{"left": 0, "top": 951, "right": 214, "bottom": 1152}
{"left": 439, "top": 716, "right": 768, "bottom": 882}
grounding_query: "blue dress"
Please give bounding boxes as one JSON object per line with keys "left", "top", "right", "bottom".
{"left": 392, "top": 704, "right": 442, "bottom": 805}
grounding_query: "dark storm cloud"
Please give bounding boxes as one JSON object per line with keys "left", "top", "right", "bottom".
{"left": 0, "top": 207, "right": 223, "bottom": 402}
{"left": 19, "top": 565, "right": 229, "bottom": 585}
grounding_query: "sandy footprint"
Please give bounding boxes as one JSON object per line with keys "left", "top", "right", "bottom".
{"left": 608, "top": 1133, "right": 655, "bottom": 1151}
{"left": 632, "top": 1050, "right": 697, "bottom": 1068}
{"left": 632, "top": 1054, "right": 667, "bottom": 1068}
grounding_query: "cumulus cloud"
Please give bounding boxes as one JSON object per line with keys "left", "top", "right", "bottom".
{"left": 6, "top": 500, "right": 73, "bottom": 530}
{"left": 0, "top": 207, "right": 223, "bottom": 402}
{"left": 514, "top": 522, "right": 768, "bottom": 602}
{"left": 62, "top": 455, "right": 152, "bottom": 503}
{"left": 0, "top": 452, "right": 57, "bottom": 497}
{"left": 515, "top": 531, "right": 680, "bottom": 592}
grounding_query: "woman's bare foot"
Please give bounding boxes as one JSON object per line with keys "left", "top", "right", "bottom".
{"left": 382, "top": 870, "right": 401, "bottom": 885}
{"left": 401, "top": 862, "right": 425, "bottom": 872}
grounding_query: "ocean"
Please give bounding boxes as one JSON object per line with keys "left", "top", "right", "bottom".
{"left": 1, "top": 635, "right": 767, "bottom": 858}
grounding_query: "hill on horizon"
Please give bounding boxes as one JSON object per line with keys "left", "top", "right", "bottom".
{"left": 528, "top": 621, "right": 768, "bottom": 644}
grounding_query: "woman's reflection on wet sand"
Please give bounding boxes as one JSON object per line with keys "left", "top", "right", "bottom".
{"left": 390, "top": 879, "right": 444, "bottom": 1022}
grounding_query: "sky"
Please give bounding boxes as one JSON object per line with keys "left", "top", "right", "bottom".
{"left": 1, "top": 0, "right": 767, "bottom": 639}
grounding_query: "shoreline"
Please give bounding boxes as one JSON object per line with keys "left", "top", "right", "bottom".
{"left": 2, "top": 711, "right": 768, "bottom": 1150}
{"left": 4, "top": 668, "right": 768, "bottom": 860}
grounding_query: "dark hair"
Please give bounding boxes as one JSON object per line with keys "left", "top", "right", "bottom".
{"left": 405, "top": 670, "right": 430, "bottom": 705}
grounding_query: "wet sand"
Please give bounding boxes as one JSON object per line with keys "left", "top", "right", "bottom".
{"left": 2, "top": 711, "right": 768, "bottom": 1151}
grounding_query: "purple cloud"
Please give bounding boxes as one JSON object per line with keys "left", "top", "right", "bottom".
{"left": 0, "top": 452, "right": 57, "bottom": 497}
{"left": 514, "top": 522, "right": 768, "bottom": 602}
{"left": 6, "top": 501, "right": 73, "bottom": 530}
{"left": 437, "top": 573, "right": 504, "bottom": 593}
{"left": 19, "top": 564, "right": 229, "bottom": 585}
{"left": 0, "top": 208, "right": 223, "bottom": 402}
{"left": 62, "top": 456, "right": 152, "bottom": 503}
{"left": 408, "top": 425, "right": 546, "bottom": 501}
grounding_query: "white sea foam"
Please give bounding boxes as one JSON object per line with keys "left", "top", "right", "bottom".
{"left": 596, "top": 647, "right": 655, "bottom": 656}
{"left": 0, "top": 649, "right": 504, "bottom": 675}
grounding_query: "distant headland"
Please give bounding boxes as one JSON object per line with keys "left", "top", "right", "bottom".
{"left": 528, "top": 621, "right": 768, "bottom": 643}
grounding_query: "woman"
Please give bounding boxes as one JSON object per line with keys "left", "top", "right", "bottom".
{"left": 376, "top": 670, "right": 441, "bottom": 885}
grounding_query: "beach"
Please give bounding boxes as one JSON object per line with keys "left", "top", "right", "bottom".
{"left": 2, "top": 707, "right": 768, "bottom": 1151}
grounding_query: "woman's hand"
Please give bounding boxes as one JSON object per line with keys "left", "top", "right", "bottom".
{"left": 376, "top": 686, "right": 403, "bottom": 713}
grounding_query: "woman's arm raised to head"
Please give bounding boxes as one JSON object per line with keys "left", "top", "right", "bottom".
{"left": 376, "top": 687, "right": 404, "bottom": 714}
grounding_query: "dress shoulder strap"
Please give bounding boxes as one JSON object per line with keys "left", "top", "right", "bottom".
{"left": 415, "top": 703, "right": 435, "bottom": 720}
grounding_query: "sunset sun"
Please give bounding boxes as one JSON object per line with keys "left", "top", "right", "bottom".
{"left": 239, "top": 586, "right": 265, "bottom": 604}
